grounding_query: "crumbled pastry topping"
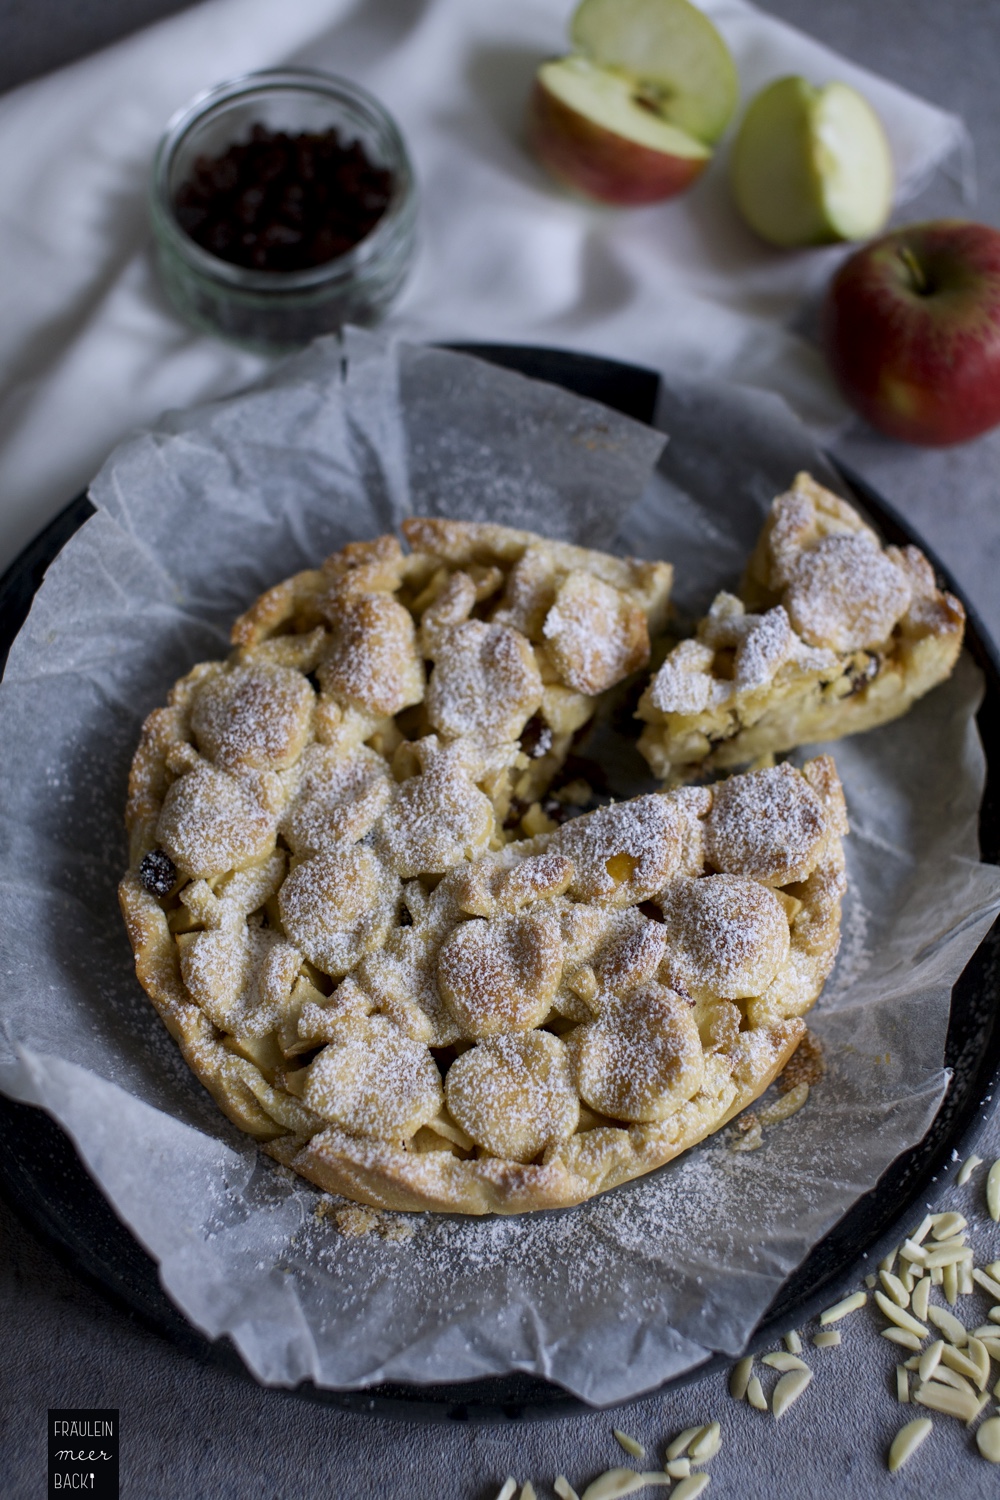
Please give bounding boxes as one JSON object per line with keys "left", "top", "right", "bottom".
{"left": 122, "top": 516, "right": 850, "bottom": 1216}
{"left": 657, "top": 876, "right": 790, "bottom": 1003}
{"left": 567, "top": 983, "right": 705, "bottom": 1123}
{"left": 704, "top": 763, "right": 825, "bottom": 887}
{"left": 445, "top": 1030, "right": 579, "bottom": 1162}
{"left": 543, "top": 569, "right": 650, "bottom": 695}
{"left": 783, "top": 532, "right": 912, "bottom": 653}
{"left": 319, "top": 591, "right": 424, "bottom": 717}
{"left": 191, "top": 662, "right": 315, "bottom": 771}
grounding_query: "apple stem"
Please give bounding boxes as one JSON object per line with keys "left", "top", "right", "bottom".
{"left": 898, "top": 244, "right": 929, "bottom": 295}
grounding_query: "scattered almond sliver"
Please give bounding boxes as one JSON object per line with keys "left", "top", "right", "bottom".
{"left": 978, "top": 1417, "right": 1000, "bottom": 1463}
{"left": 729, "top": 1356, "right": 753, "bottom": 1401}
{"left": 874, "top": 1290, "right": 929, "bottom": 1339}
{"left": 664, "top": 1428, "right": 701, "bottom": 1461}
{"left": 956, "top": 1154, "right": 983, "bottom": 1186}
{"left": 687, "top": 1422, "right": 721, "bottom": 1464}
{"left": 580, "top": 1470, "right": 671, "bottom": 1500}
{"left": 882, "top": 1327, "right": 922, "bottom": 1352}
{"left": 927, "top": 1304, "right": 967, "bottom": 1346}
{"left": 495, "top": 1481, "right": 517, "bottom": 1500}
{"left": 746, "top": 1376, "right": 768, "bottom": 1412}
{"left": 879, "top": 1269, "right": 909, "bottom": 1307}
{"left": 761, "top": 1352, "right": 808, "bottom": 1373}
{"left": 555, "top": 1479, "right": 580, "bottom": 1500}
{"left": 671, "top": 1477, "right": 710, "bottom": 1500}
{"left": 819, "top": 1291, "right": 867, "bottom": 1324}
{"left": 813, "top": 1330, "right": 841, "bottom": 1348}
{"left": 987, "top": 1159, "right": 1000, "bottom": 1222}
{"left": 772, "top": 1368, "right": 812, "bottom": 1418}
{"left": 913, "top": 1382, "right": 980, "bottom": 1422}
{"left": 613, "top": 1431, "right": 644, "bottom": 1461}
{"left": 888, "top": 1417, "right": 933, "bottom": 1472}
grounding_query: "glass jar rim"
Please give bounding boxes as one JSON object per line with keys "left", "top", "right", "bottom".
{"left": 150, "top": 68, "right": 416, "bottom": 294}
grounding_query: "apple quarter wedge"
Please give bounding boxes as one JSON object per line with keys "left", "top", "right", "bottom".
{"left": 730, "top": 76, "right": 894, "bottom": 247}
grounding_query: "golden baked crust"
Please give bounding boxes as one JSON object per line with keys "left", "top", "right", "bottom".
{"left": 119, "top": 516, "right": 847, "bottom": 1214}
{"left": 637, "top": 472, "right": 965, "bottom": 781}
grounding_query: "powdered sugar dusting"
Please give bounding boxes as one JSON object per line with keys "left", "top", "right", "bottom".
{"left": 784, "top": 533, "right": 912, "bottom": 653}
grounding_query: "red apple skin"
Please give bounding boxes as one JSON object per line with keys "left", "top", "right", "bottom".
{"left": 822, "top": 220, "right": 1000, "bottom": 447}
{"left": 527, "top": 77, "right": 708, "bottom": 207}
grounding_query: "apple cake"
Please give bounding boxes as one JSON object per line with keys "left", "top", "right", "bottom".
{"left": 637, "top": 471, "right": 965, "bottom": 781}
{"left": 119, "top": 517, "right": 851, "bottom": 1213}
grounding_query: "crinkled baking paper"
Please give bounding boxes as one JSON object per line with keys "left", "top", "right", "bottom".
{"left": 2, "top": 331, "right": 999, "bottom": 1405}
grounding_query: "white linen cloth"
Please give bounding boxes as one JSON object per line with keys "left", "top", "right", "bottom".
{"left": 0, "top": 0, "right": 966, "bottom": 575}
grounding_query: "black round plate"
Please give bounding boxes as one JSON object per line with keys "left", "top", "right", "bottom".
{"left": 2, "top": 345, "right": 999, "bottom": 1422}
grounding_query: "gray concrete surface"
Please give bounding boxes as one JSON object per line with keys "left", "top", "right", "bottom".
{"left": 3, "top": 1, "right": 1000, "bottom": 1497}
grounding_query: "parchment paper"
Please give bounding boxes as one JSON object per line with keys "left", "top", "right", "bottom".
{"left": 2, "top": 332, "right": 999, "bottom": 1406}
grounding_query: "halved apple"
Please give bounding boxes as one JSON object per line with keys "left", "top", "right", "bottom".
{"left": 570, "top": 0, "right": 739, "bottom": 146}
{"left": 529, "top": 56, "right": 712, "bottom": 206}
{"left": 730, "top": 76, "right": 894, "bottom": 248}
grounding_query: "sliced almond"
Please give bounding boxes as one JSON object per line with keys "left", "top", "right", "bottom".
{"left": 665, "top": 1428, "right": 701, "bottom": 1461}
{"left": 875, "top": 1289, "right": 929, "bottom": 1339}
{"left": 927, "top": 1365, "right": 974, "bottom": 1395}
{"left": 940, "top": 1344, "right": 982, "bottom": 1384}
{"left": 978, "top": 1416, "right": 1000, "bottom": 1463}
{"left": 671, "top": 1478, "right": 709, "bottom": 1500}
{"left": 746, "top": 1377, "right": 767, "bottom": 1412}
{"left": 887, "top": 1417, "right": 933, "bottom": 1472}
{"left": 772, "top": 1368, "right": 812, "bottom": 1418}
{"left": 988, "top": 1158, "right": 1000, "bottom": 1222}
{"left": 927, "top": 1305, "right": 967, "bottom": 1347}
{"left": 973, "top": 1268, "right": 1000, "bottom": 1301}
{"left": 580, "top": 1470, "right": 670, "bottom": 1500}
{"left": 966, "top": 1337, "right": 990, "bottom": 1391}
{"left": 913, "top": 1382, "right": 980, "bottom": 1422}
{"left": 688, "top": 1422, "right": 721, "bottom": 1464}
{"left": 931, "top": 1212, "right": 967, "bottom": 1239}
{"left": 762, "top": 1352, "right": 808, "bottom": 1372}
{"left": 728, "top": 1358, "right": 753, "bottom": 1402}
{"left": 882, "top": 1328, "right": 922, "bottom": 1352}
{"left": 819, "top": 1291, "right": 867, "bottom": 1324}
{"left": 879, "top": 1270, "right": 909, "bottom": 1307}
{"left": 918, "top": 1340, "right": 944, "bottom": 1382}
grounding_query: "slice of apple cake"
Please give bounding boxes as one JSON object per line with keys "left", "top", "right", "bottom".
{"left": 637, "top": 471, "right": 965, "bottom": 780}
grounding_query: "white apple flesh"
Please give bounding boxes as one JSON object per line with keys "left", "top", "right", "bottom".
{"left": 730, "top": 76, "right": 894, "bottom": 247}
{"left": 570, "top": 0, "right": 738, "bottom": 145}
{"left": 529, "top": 56, "right": 711, "bottom": 206}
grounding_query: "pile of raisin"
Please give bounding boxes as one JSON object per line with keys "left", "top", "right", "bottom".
{"left": 174, "top": 124, "right": 393, "bottom": 273}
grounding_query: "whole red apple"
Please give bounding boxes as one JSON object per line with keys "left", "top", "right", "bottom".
{"left": 822, "top": 219, "right": 1000, "bottom": 446}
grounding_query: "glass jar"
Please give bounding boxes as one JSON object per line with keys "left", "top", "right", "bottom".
{"left": 150, "top": 70, "right": 418, "bottom": 353}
